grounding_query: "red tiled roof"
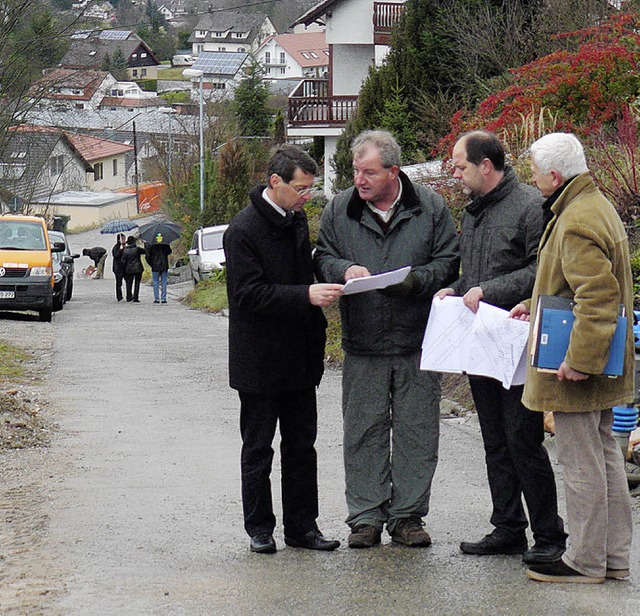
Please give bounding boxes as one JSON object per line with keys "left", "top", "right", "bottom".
{"left": 271, "top": 31, "right": 328, "bottom": 68}
{"left": 36, "top": 68, "right": 110, "bottom": 101}
{"left": 64, "top": 132, "right": 134, "bottom": 162}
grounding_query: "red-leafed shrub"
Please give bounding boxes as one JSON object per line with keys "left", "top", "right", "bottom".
{"left": 435, "top": 10, "right": 640, "bottom": 158}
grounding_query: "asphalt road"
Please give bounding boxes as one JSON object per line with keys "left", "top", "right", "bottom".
{"left": 0, "top": 228, "right": 639, "bottom": 615}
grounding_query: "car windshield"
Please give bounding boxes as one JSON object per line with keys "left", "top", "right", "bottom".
{"left": 0, "top": 221, "right": 46, "bottom": 250}
{"left": 202, "top": 231, "right": 224, "bottom": 251}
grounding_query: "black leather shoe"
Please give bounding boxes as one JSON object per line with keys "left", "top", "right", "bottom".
{"left": 284, "top": 529, "right": 340, "bottom": 551}
{"left": 460, "top": 532, "right": 527, "bottom": 555}
{"left": 523, "top": 543, "right": 565, "bottom": 565}
{"left": 250, "top": 532, "right": 276, "bottom": 554}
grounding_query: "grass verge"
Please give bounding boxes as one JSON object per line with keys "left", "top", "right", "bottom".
{"left": 0, "top": 341, "right": 29, "bottom": 383}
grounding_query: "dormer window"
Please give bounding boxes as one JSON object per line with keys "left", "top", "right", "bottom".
{"left": 196, "top": 30, "right": 206, "bottom": 37}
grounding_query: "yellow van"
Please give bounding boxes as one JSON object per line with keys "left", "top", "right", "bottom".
{"left": 0, "top": 214, "right": 64, "bottom": 322}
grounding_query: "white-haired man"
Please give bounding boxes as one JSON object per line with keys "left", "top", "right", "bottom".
{"left": 511, "top": 133, "right": 633, "bottom": 584}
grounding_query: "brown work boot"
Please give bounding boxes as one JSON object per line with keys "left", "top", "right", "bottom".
{"left": 390, "top": 517, "right": 432, "bottom": 547}
{"left": 348, "top": 524, "right": 382, "bottom": 548}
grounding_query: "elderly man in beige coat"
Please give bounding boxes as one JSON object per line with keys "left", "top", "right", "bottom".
{"left": 512, "top": 133, "right": 634, "bottom": 584}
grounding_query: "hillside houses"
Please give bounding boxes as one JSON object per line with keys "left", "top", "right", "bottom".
{"left": 188, "top": 10, "right": 277, "bottom": 55}
{"left": 34, "top": 69, "right": 117, "bottom": 112}
{"left": 184, "top": 52, "right": 251, "bottom": 101}
{"left": 0, "top": 125, "right": 132, "bottom": 209}
{"left": 60, "top": 30, "right": 161, "bottom": 81}
{"left": 258, "top": 31, "right": 329, "bottom": 81}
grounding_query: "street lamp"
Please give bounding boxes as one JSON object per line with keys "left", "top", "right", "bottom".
{"left": 182, "top": 68, "right": 205, "bottom": 218}
{"left": 158, "top": 106, "right": 176, "bottom": 184}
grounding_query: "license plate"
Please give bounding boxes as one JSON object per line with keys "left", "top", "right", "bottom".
{"left": 0, "top": 291, "right": 15, "bottom": 299}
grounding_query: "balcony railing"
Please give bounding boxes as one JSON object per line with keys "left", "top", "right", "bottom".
{"left": 373, "top": 1, "right": 405, "bottom": 45}
{"left": 288, "top": 79, "right": 358, "bottom": 127}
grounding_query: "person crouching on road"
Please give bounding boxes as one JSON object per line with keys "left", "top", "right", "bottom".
{"left": 82, "top": 246, "right": 107, "bottom": 279}
{"left": 224, "top": 144, "right": 344, "bottom": 555}
{"left": 121, "top": 236, "right": 145, "bottom": 303}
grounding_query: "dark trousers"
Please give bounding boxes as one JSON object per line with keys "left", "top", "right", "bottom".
{"left": 239, "top": 388, "right": 319, "bottom": 538}
{"left": 468, "top": 376, "right": 567, "bottom": 546}
{"left": 124, "top": 272, "right": 142, "bottom": 301}
{"left": 114, "top": 272, "right": 124, "bottom": 301}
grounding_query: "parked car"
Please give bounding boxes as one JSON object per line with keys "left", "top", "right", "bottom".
{"left": 172, "top": 53, "right": 196, "bottom": 67}
{"left": 48, "top": 230, "right": 79, "bottom": 310}
{"left": 634, "top": 310, "right": 640, "bottom": 352}
{"left": 188, "top": 225, "right": 228, "bottom": 284}
{"left": 0, "top": 214, "right": 63, "bottom": 321}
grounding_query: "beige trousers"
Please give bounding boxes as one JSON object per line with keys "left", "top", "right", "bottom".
{"left": 554, "top": 409, "right": 632, "bottom": 577}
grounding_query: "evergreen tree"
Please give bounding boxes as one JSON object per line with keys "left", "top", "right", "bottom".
{"left": 233, "top": 59, "right": 271, "bottom": 137}
{"left": 111, "top": 47, "right": 129, "bottom": 81}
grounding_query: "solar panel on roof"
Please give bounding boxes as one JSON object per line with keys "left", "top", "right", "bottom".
{"left": 192, "top": 52, "right": 248, "bottom": 75}
{"left": 71, "top": 30, "right": 91, "bottom": 39}
{"left": 100, "top": 30, "right": 132, "bottom": 41}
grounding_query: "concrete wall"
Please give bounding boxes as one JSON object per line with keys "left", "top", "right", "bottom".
{"left": 31, "top": 196, "right": 138, "bottom": 230}
{"left": 331, "top": 44, "right": 374, "bottom": 95}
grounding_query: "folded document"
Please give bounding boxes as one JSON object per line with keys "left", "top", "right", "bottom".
{"left": 420, "top": 296, "right": 529, "bottom": 389}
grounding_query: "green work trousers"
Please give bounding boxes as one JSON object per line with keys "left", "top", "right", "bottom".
{"left": 342, "top": 351, "right": 441, "bottom": 533}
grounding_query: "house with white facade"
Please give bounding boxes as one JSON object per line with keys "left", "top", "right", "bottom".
{"left": 33, "top": 69, "right": 117, "bottom": 112}
{"left": 258, "top": 31, "right": 329, "bottom": 82}
{"left": 288, "top": 0, "right": 405, "bottom": 194}
{"left": 184, "top": 51, "right": 251, "bottom": 101}
{"left": 188, "top": 10, "right": 277, "bottom": 56}
{"left": 0, "top": 125, "right": 132, "bottom": 216}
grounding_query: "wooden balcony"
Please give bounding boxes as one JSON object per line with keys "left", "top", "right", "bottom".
{"left": 288, "top": 79, "right": 358, "bottom": 128}
{"left": 373, "top": 1, "right": 405, "bottom": 45}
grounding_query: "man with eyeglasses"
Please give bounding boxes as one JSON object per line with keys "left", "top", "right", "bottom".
{"left": 224, "top": 144, "right": 344, "bottom": 555}
{"left": 315, "top": 130, "right": 459, "bottom": 549}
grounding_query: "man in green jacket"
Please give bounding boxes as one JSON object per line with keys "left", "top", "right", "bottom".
{"left": 511, "top": 133, "right": 633, "bottom": 584}
{"left": 315, "top": 130, "right": 459, "bottom": 549}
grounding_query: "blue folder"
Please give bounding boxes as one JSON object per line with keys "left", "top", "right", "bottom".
{"left": 536, "top": 307, "right": 627, "bottom": 376}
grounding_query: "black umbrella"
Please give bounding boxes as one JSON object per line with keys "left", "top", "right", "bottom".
{"left": 137, "top": 220, "right": 181, "bottom": 245}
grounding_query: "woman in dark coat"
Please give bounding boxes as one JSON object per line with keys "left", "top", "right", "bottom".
{"left": 112, "top": 233, "right": 127, "bottom": 301}
{"left": 121, "top": 235, "right": 145, "bottom": 302}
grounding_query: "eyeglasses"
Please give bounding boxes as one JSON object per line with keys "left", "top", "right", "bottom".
{"left": 291, "top": 186, "right": 313, "bottom": 196}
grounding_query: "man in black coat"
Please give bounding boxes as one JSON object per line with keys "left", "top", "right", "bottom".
{"left": 436, "top": 131, "right": 567, "bottom": 564}
{"left": 224, "top": 144, "right": 343, "bottom": 554}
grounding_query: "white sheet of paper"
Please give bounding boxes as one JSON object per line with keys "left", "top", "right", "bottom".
{"left": 342, "top": 266, "right": 411, "bottom": 295}
{"left": 420, "top": 296, "right": 529, "bottom": 389}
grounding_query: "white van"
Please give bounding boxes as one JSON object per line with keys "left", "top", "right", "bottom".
{"left": 172, "top": 54, "right": 196, "bottom": 67}
{"left": 188, "top": 225, "right": 228, "bottom": 284}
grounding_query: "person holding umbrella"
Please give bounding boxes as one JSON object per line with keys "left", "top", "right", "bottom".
{"left": 121, "top": 236, "right": 145, "bottom": 302}
{"left": 145, "top": 239, "right": 172, "bottom": 304}
{"left": 112, "top": 233, "right": 127, "bottom": 301}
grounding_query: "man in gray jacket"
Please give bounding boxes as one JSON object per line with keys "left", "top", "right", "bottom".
{"left": 436, "top": 131, "right": 567, "bottom": 564}
{"left": 315, "top": 130, "right": 459, "bottom": 548}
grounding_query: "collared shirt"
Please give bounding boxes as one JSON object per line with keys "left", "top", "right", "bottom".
{"left": 262, "top": 188, "right": 287, "bottom": 217}
{"left": 366, "top": 178, "right": 403, "bottom": 222}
